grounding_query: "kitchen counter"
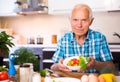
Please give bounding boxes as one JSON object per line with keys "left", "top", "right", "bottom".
{"left": 9, "top": 44, "right": 57, "bottom": 53}
{"left": 12, "top": 44, "right": 57, "bottom": 48}
{"left": 41, "top": 75, "right": 120, "bottom": 82}
{"left": 10, "top": 44, "right": 120, "bottom": 52}
{"left": 109, "top": 44, "right": 120, "bottom": 52}
{"left": 41, "top": 71, "right": 120, "bottom": 82}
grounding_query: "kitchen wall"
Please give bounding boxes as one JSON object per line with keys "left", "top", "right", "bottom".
{"left": 0, "top": 11, "right": 120, "bottom": 44}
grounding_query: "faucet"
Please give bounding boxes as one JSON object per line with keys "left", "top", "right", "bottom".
{"left": 113, "top": 32, "right": 120, "bottom": 39}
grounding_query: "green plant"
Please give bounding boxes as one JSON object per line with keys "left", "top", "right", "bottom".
{"left": 0, "top": 31, "right": 14, "bottom": 57}
{"left": 14, "top": 47, "right": 39, "bottom": 71}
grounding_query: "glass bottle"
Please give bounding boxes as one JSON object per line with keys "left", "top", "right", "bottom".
{"left": 44, "top": 72, "right": 51, "bottom": 82}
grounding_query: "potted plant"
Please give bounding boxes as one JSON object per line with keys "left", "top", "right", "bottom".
{"left": 0, "top": 31, "right": 14, "bottom": 66}
{"left": 14, "top": 47, "right": 39, "bottom": 71}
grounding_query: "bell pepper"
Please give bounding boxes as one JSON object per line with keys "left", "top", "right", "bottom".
{"left": 99, "top": 73, "right": 116, "bottom": 82}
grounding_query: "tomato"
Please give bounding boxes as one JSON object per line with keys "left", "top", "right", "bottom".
{"left": 0, "top": 71, "right": 9, "bottom": 81}
{"left": 67, "top": 58, "right": 80, "bottom": 66}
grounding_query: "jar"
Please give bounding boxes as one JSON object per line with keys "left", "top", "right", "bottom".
{"left": 36, "top": 36, "right": 43, "bottom": 44}
{"left": 27, "top": 37, "right": 35, "bottom": 44}
{"left": 19, "top": 64, "right": 33, "bottom": 82}
{"left": 51, "top": 35, "right": 57, "bottom": 44}
{"left": 32, "top": 72, "right": 41, "bottom": 82}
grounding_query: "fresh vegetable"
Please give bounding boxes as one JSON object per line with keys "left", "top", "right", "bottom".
{"left": 67, "top": 55, "right": 89, "bottom": 70}
{"left": 99, "top": 73, "right": 116, "bottom": 82}
{"left": 67, "top": 58, "right": 79, "bottom": 66}
{"left": 79, "top": 56, "right": 89, "bottom": 70}
{"left": 0, "top": 66, "right": 8, "bottom": 72}
{"left": 88, "top": 74, "right": 99, "bottom": 82}
{"left": 98, "top": 75, "right": 106, "bottom": 82}
{"left": 81, "top": 74, "right": 89, "bottom": 82}
{"left": 39, "top": 69, "right": 48, "bottom": 77}
{"left": 81, "top": 73, "right": 116, "bottom": 82}
{"left": 0, "top": 71, "right": 9, "bottom": 81}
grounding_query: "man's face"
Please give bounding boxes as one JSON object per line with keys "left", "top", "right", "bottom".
{"left": 71, "top": 8, "right": 93, "bottom": 37}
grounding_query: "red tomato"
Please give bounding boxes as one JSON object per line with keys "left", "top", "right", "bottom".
{"left": 0, "top": 71, "right": 9, "bottom": 81}
{"left": 71, "top": 58, "right": 79, "bottom": 65}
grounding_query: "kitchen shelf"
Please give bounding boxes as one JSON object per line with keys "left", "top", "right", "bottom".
{"left": 109, "top": 44, "right": 120, "bottom": 52}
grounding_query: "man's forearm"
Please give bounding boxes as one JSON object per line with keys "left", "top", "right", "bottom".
{"left": 94, "top": 61, "right": 115, "bottom": 71}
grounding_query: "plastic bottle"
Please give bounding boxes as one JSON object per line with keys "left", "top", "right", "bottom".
{"left": 8, "top": 53, "right": 17, "bottom": 82}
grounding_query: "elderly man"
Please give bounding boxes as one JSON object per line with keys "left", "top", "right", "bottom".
{"left": 50, "top": 4, "right": 115, "bottom": 73}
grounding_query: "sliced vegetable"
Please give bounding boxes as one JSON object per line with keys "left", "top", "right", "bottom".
{"left": 79, "top": 56, "right": 89, "bottom": 70}
{"left": 39, "top": 69, "right": 48, "bottom": 77}
{"left": 67, "top": 58, "right": 79, "bottom": 66}
{"left": 0, "top": 66, "right": 8, "bottom": 72}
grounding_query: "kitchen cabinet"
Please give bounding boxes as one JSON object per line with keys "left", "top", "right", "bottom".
{"left": 112, "top": 52, "right": 120, "bottom": 71}
{"left": 105, "top": 0, "right": 120, "bottom": 11}
{"left": 109, "top": 44, "right": 120, "bottom": 71}
{"left": 0, "top": 0, "right": 17, "bottom": 16}
{"left": 42, "top": 49, "right": 54, "bottom": 69}
{"left": 8, "top": 44, "right": 56, "bottom": 69}
{"left": 48, "top": 0, "right": 106, "bottom": 14}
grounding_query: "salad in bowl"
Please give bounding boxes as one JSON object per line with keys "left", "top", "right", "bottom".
{"left": 63, "top": 56, "right": 89, "bottom": 71}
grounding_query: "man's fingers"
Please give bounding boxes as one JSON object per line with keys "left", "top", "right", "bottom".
{"left": 59, "top": 58, "right": 64, "bottom": 64}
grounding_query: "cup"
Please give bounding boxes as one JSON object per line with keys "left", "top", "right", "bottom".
{"left": 32, "top": 72, "right": 41, "bottom": 82}
{"left": 37, "top": 37, "right": 43, "bottom": 44}
{"left": 19, "top": 67, "right": 30, "bottom": 82}
{"left": 19, "top": 63, "right": 33, "bottom": 82}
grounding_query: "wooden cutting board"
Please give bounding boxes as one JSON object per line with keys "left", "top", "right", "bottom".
{"left": 55, "top": 71, "right": 90, "bottom": 79}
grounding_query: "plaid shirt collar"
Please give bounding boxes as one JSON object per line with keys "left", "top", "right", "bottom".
{"left": 70, "top": 29, "right": 93, "bottom": 43}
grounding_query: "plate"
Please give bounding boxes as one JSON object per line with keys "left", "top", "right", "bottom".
{"left": 52, "top": 77, "right": 81, "bottom": 82}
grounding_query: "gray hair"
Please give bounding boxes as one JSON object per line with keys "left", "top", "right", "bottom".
{"left": 71, "top": 3, "right": 93, "bottom": 19}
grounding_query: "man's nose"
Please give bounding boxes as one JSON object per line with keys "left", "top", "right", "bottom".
{"left": 77, "top": 21, "right": 82, "bottom": 27}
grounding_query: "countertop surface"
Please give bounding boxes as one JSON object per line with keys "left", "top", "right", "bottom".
{"left": 41, "top": 71, "right": 120, "bottom": 82}
{"left": 10, "top": 44, "right": 120, "bottom": 52}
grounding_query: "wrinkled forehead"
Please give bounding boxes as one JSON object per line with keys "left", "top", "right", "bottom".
{"left": 72, "top": 4, "right": 93, "bottom": 19}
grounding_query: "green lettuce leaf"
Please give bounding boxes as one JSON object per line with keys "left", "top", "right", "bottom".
{"left": 79, "top": 56, "right": 89, "bottom": 70}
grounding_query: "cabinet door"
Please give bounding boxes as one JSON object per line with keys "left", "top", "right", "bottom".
{"left": 80, "top": 0, "right": 106, "bottom": 11}
{"left": 112, "top": 52, "right": 120, "bottom": 71}
{"left": 48, "top": 0, "right": 81, "bottom": 14}
{"left": 105, "top": 0, "right": 120, "bottom": 11}
{"left": 0, "top": 0, "right": 17, "bottom": 16}
{"left": 48, "top": 0, "right": 106, "bottom": 14}
{"left": 43, "top": 51, "right": 55, "bottom": 69}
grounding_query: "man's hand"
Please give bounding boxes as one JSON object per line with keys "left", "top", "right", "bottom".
{"left": 86, "top": 57, "right": 96, "bottom": 70}
{"left": 57, "top": 58, "right": 72, "bottom": 72}
{"left": 50, "top": 58, "right": 72, "bottom": 72}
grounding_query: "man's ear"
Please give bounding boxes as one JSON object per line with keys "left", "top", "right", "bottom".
{"left": 90, "top": 18, "right": 94, "bottom": 25}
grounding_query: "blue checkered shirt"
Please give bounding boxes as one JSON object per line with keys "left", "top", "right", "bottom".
{"left": 52, "top": 29, "right": 113, "bottom": 73}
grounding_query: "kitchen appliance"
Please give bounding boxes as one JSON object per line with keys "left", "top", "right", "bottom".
{"left": 14, "top": 0, "right": 48, "bottom": 15}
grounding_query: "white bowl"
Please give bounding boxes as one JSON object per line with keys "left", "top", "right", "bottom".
{"left": 63, "top": 56, "right": 81, "bottom": 71}
{"left": 63, "top": 56, "right": 89, "bottom": 71}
